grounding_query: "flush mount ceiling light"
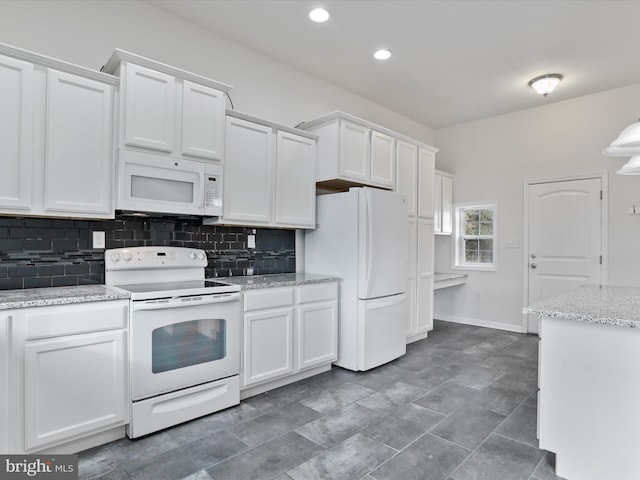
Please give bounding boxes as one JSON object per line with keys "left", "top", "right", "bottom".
{"left": 603, "top": 120, "right": 640, "bottom": 156}
{"left": 374, "top": 49, "right": 392, "bottom": 60}
{"left": 309, "top": 7, "right": 330, "bottom": 23}
{"left": 528, "top": 73, "right": 563, "bottom": 97}
{"left": 616, "top": 156, "right": 640, "bottom": 175}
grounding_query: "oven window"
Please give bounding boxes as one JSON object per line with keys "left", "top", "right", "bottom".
{"left": 151, "top": 318, "right": 226, "bottom": 373}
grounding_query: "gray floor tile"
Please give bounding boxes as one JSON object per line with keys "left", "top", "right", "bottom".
{"left": 354, "top": 363, "right": 412, "bottom": 391}
{"left": 302, "top": 366, "right": 361, "bottom": 390}
{"left": 413, "top": 381, "right": 481, "bottom": 415}
{"left": 242, "top": 381, "right": 324, "bottom": 413}
{"left": 499, "top": 335, "right": 539, "bottom": 358}
{"left": 229, "top": 402, "right": 323, "bottom": 447}
{"left": 452, "top": 363, "right": 506, "bottom": 390}
{"left": 532, "top": 452, "right": 566, "bottom": 480}
{"left": 429, "top": 405, "right": 506, "bottom": 450}
{"left": 295, "top": 403, "right": 380, "bottom": 449}
{"left": 356, "top": 381, "right": 426, "bottom": 412}
{"left": 206, "top": 432, "right": 323, "bottom": 480}
{"left": 370, "top": 433, "right": 470, "bottom": 480}
{"left": 450, "top": 433, "right": 545, "bottom": 480}
{"left": 287, "top": 433, "right": 395, "bottom": 480}
{"left": 495, "top": 394, "right": 538, "bottom": 448}
{"left": 126, "top": 445, "right": 204, "bottom": 480}
{"left": 470, "top": 332, "right": 521, "bottom": 353}
{"left": 178, "top": 470, "right": 213, "bottom": 480}
{"left": 300, "top": 381, "right": 375, "bottom": 414}
{"left": 398, "top": 365, "right": 457, "bottom": 392}
{"left": 361, "top": 403, "right": 445, "bottom": 450}
{"left": 473, "top": 381, "right": 531, "bottom": 416}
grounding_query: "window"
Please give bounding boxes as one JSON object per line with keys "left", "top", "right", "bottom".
{"left": 454, "top": 203, "right": 496, "bottom": 270}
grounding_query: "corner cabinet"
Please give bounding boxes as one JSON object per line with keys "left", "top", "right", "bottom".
{"left": 434, "top": 170, "right": 453, "bottom": 235}
{"left": 299, "top": 113, "right": 395, "bottom": 191}
{"left": 103, "top": 50, "right": 231, "bottom": 165}
{"left": 0, "top": 45, "right": 117, "bottom": 219}
{"left": 7, "top": 300, "right": 129, "bottom": 454}
{"left": 206, "top": 111, "right": 317, "bottom": 229}
{"left": 240, "top": 282, "right": 338, "bottom": 397}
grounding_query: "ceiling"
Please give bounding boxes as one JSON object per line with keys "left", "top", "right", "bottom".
{"left": 148, "top": 0, "right": 640, "bottom": 129}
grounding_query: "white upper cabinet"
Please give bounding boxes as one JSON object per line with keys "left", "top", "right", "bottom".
{"left": 104, "top": 49, "right": 231, "bottom": 164}
{"left": 300, "top": 112, "right": 397, "bottom": 190}
{"left": 417, "top": 147, "right": 436, "bottom": 218}
{"left": 44, "top": 69, "right": 113, "bottom": 216}
{"left": 434, "top": 170, "right": 453, "bottom": 235}
{"left": 0, "top": 54, "right": 33, "bottom": 211}
{"left": 207, "top": 111, "right": 317, "bottom": 229}
{"left": 396, "top": 140, "right": 418, "bottom": 217}
{"left": 0, "top": 44, "right": 117, "bottom": 219}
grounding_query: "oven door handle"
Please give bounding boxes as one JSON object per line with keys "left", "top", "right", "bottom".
{"left": 132, "top": 292, "right": 241, "bottom": 311}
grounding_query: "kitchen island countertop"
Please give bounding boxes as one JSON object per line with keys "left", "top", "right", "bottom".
{"left": 0, "top": 285, "right": 130, "bottom": 310}
{"left": 217, "top": 273, "right": 340, "bottom": 290}
{"left": 522, "top": 284, "right": 640, "bottom": 328}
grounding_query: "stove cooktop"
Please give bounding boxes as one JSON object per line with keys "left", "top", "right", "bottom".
{"left": 116, "top": 279, "right": 241, "bottom": 300}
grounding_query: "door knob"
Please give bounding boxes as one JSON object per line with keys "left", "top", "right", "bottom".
{"left": 531, "top": 263, "right": 537, "bottom": 269}
{"left": 531, "top": 253, "right": 537, "bottom": 259}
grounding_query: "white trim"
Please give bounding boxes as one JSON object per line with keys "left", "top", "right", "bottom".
{"left": 522, "top": 173, "right": 609, "bottom": 333}
{"left": 434, "top": 313, "right": 525, "bottom": 333}
{"left": 453, "top": 201, "right": 498, "bottom": 271}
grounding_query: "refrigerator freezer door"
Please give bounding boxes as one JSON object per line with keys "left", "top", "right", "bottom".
{"left": 358, "top": 188, "right": 408, "bottom": 299}
{"left": 358, "top": 293, "right": 407, "bottom": 370}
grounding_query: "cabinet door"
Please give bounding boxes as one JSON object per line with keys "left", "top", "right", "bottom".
{"left": 0, "top": 55, "right": 33, "bottom": 210}
{"left": 275, "top": 131, "right": 316, "bottom": 228}
{"left": 406, "top": 218, "right": 417, "bottom": 337}
{"left": 224, "top": 116, "right": 274, "bottom": 224}
{"left": 395, "top": 140, "right": 417, "bottom": 216}
{"left": 339, "top": 120, "right": 370, "bottom": 183}
{"left": 416, "top": 275, "right": 434, "bottom": 334}
{"left": 441, "top": 175, "right": 453, "bottom": 234}
{"left": 0, "top": 313, "right": 9, "bottom": 453}
{"left": 123, "top": 63, "right": 175, "bottom": 152}
{"left": 44, "top": 69, "right": 113, "bottom": 217}
{"left": 418, "top": 148, "right": 435, "bottom": 218}
{"left": 298, "top": 300, "right": 337, "bottom": 371}
{"left": 370, "top": 130, "right": 395, "bottom": 189}
{"left": 433, "top": 174, "right": 443, "bottom": 233}
{"left": 418, "top": 219, "right": 434, "bottom": 275}
{"left": 242, "top": 307, "right": 294, "bottom": 387}
{"left": 23, "top": 330, "right": 127, "bottom": 452}
{"left": 181, "top": 80, "right": 225, "bottom": 162}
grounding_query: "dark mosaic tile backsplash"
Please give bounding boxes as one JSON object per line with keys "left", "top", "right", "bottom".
{"left": 0, "top": 215, "right": 295, "bottom": 290}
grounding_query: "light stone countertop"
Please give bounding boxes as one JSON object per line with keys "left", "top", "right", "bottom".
{"left": 522, "top": 284, "right": 640, "bottom": 328}
{"left": 0, "top": 285, "right": 130, "bottom": 310}
{"left": 218, "top": 273, "right": 340, "bottom": 290}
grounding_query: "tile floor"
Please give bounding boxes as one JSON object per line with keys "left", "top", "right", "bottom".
{"left": 78, "top": 320, "right": 565, "bottom": 480}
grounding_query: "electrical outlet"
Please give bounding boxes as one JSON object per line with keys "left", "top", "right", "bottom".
{"left": 92, "top": 231, "right": 105, "bottom": 249}
{"left": 246, "top": 267, "right": 254, "bottom": 275}
{"left": 248, "top": 235, "right": 256, "bottom": 249}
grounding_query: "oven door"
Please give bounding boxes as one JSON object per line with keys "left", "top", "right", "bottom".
{"left": 130, "top": 292, "right": 240, "bottom": 401}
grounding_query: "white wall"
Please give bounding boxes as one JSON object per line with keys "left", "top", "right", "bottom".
{"left": 433, "top": 82, "right": 640, "bottom": 332}
{"left": 0, "top": 0, "right": 433, "bottom": 144}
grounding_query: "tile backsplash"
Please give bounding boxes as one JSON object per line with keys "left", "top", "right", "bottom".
{"left": 0, "top": 215, "right": 295, "bottom": 290}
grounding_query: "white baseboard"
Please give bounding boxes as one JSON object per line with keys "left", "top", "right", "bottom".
{"left": 434, "top": 313, "right": 525, "bottom": 333}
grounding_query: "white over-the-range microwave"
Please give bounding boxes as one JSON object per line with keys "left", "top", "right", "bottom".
{"left": 116, "top": 149, "right": 222, "bottom": 217}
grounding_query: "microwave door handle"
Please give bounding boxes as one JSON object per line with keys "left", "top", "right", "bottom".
{"left": 132, "top": 292, "right": 240, "bottom": 311}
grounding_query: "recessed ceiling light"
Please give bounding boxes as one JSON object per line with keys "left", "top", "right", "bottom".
{"left": 374, "top": 49, "right": 392, "bottom": 60}
{"left": 309, "top": 7, "right": 330, "bottom": 23}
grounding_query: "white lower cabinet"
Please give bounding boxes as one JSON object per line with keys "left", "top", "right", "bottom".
{"left": 8, "top": 300, "right": 129, "bottom": 453}
{"left": 0, "top": 313, "right": 9, "bottom": 454}
{"left": 241, "top": 282, "right": 338, "bottom": 394}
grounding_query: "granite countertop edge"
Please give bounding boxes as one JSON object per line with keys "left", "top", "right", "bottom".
{"left": 522, "top": 306, "right": 640, "bottom": 328}
{"left": 218, "top": 273, "right": 340, "bottom": 290}
{"left": 0, "top": 285, "right": 131, "bottom": 310}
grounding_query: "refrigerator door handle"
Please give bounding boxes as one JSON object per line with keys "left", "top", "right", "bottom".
{"left": 365, "top": 195, "right": 373, "bottom": 293}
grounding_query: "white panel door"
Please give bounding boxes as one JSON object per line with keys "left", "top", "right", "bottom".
{"left": 0, "top": 54, "right": 33, "bottom": 210}
{"left": 395, "top": 140, "right": 417, "bottom": 216}
{"left": 224, "top": 116, "right": 274, "bottom": 223}
{"left": 418, "top": 219, "right": 435, "bottom": 275}
{"left": 370, "top": 130, "right": 395, "bottom": 189}
{"left": 124, "top": 63, "right": 175, "bottom": 152}
{"left": 181, "top": 80, "right": 225, "bottom": 161}
{"left": 275, "top": 130, "right": 316, "bottom": 228}
{"left": 339, "top": 120, "right": 370, "bottom": 183}
{"left": 242, "top": 307, "right": 294, "bottom": 387}
{"left": 359, "top": 189, "right": 408, "bottom": 299}
{"left": 441, "top": 175, "right": 453, "bottom": 234}
{"left": 417, "top": 147, "right": 435, "bottom": 218}
{"left": 527, "top": 178, "right": 603, "bottom": 332}
{"left": 24, "top": 330, "right": 127, "bottom": 451}
{"left": 44, "top": 69, "right": 113, "bottom": 216}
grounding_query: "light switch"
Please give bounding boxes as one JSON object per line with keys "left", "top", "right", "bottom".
{"left": 505, "top": 239, "right": 521, "bottom": 248}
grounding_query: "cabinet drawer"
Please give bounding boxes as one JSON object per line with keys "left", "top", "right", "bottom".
{"left": 26, "top": 301, "right": 128, "bottom": 340}
{"left": 297, "top": 282, "right": 338, "bottom": 304}
{"left": 244, "top": 288, "right": 294, "bottom": 312}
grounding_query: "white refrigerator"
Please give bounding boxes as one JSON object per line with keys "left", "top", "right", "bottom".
{"left": 305, "top": 187, "right": 408, "bottom": 371}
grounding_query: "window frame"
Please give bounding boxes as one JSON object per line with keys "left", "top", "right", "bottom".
{"left": 453, "top": 202, "right": 497, "bottom": 271}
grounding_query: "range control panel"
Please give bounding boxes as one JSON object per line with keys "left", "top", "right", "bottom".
{"left": 105, "top": 246, "right": 207, "bottom": 270}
